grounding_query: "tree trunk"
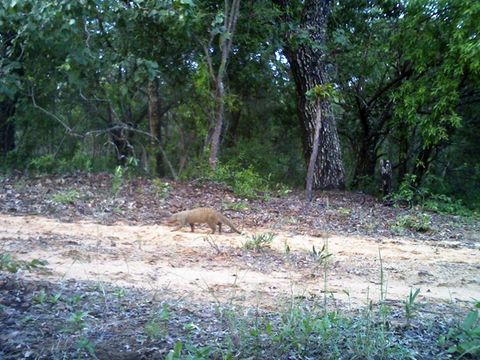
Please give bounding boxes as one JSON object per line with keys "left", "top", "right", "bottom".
{"left": 352, "top": 139, "right": 377, "bottom": 187}
{"left": 305, "top": 100, "right": 322, "bottom": 201}
{"left": 208, "top": 77, "right": 225, "bottom": 169}
{"left": 224, "top": 108, "right": 241, "bottom": 148}
{"left": 1, "top": 31, "right": 18, "bottom": 157}
{"left": 0, "top": 99, "right": 16, "bottom": 156}
{"left": 413, "top": 145, "right": 435, "bottom": 186}
{"left": 148, "top": 78, "right": 165, "bottom": 176}
{"left": 397, "top": 124, "right": 409, "bottom": 184}
{"left": 282, "top": 0, "right": 345, "bottom": 189}
{"left": 205, "top": 0, "right": 241, "bottom": 170}
{"left": 108, "top": 106, "right": 132, "bottom": 166}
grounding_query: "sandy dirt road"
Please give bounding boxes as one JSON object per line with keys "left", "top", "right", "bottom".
{"left": 1, "top": 214, "right": 479, "bottom": 309}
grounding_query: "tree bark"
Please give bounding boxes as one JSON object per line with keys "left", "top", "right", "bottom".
{"left": 397, "top": 124, "right": 409, "bottom": 184}
{"left": 352, "top": 139, "right": 377, "bottom": 187}
{"left": 305, "top": 100, "right": 322, "bottom": 201}
{"left": 148, "top": 78, "right": 165, "bottom": 176}
{"left": 412, "top": 144, "right": 435, "bottom": 186}
{"left": 1, "top": 31, "right": 18, "bottom": 157}
{"left": 208, "top": 77, "right": 225, "bottom": 169}
{"left": 205, "top": 0, "right": 241, "bottom": 170}
{"left": 224, "top": 108, "right": 241, "bottom": 148}
{"left": 108, "top": 105, "right": 133, "bottom": 166}
{"left": 278, "top": 0, "right": 345, "bottom": 189}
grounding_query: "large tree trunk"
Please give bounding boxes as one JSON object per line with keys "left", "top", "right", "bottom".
{"left": 281, "top": 0, "right": 345, "bottom": 190}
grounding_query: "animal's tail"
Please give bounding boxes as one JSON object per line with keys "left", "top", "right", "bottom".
{"left": 220, "top": 214, "right": 241, "bottom": 234}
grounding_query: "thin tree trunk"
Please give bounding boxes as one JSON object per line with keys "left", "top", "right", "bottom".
{"left": 148, "top": 78, "right": 165, "bottom": 176}
{"left": 413, "top": 145, "right": 435, "bottom": 186}
{"left": 1, "top": 31, "right": 18, "bottom": 157}
{"left": 208, "top": 77, "right": 225, "bottom": 169}
{"left": 397, "top": 125, "right": 409, "bottom": 184}
{"left": 306, "top": 100, "right": 322, "bottom": 201}
{"left": 205, "top": 0, "right": 241, "bottom": 170}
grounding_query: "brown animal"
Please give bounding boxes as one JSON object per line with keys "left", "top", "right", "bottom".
{"left": 168, "top": 207, "right": 241, "bottom": 234}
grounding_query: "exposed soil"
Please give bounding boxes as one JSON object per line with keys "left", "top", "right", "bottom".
{"left": 1, "top": 173, "right": 479, "bottom": 358}
{"left": 1, "top": 214, "right": 479, "bottom": 310}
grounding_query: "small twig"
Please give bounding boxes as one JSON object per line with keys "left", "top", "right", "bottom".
{"left": 30, "top": 88, "right": 81, "bottom": 137}
{"left": 203, "top": 235, "right": 223, "bottom": 255}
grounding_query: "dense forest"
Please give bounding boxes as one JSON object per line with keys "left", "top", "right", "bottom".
{"left": 1, "top": 2, "right": 480, "bottom": 358}
{"left": 1, "top": 0, "right": 479, "bottom": 209}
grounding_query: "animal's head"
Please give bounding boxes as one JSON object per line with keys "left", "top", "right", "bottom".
{"left": 166, "top": 213, "right": 179, "bottom": 224}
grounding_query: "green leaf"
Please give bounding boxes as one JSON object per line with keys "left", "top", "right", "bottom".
{"left": 462, "top": 310, "right": 479, "bottom": 331}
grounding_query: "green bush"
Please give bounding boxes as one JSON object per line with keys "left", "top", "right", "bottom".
{"left": 52, "top": 190, "right": 80, "bottom": 205}
{"left": 390, "top": 174, "right": 421, "bottom": 205}
{"left": 27, "top": 152, "right": 94, "bottom": 174}
{"left": 28, "top": 154, "right": 57, "bottom": 173}
{"left": 440, "top": 301, "right": 480, "bottom": 358}
{"left": 224, "top": 165, "right": 269, "bottom": 199}
{"left": 422, "top": 193, "right": 474, "bottom": 217}
{"left": 243, "top": 233, "right": 276, "bottom": 252}
{"left": 394, "top": 213, "right": 432, "bottom": 233}
{"left": 152, "top": 178, "right": 172, "bottom": 199}
{"left": 184, "top": 160, "right": 271, "bottom": 199}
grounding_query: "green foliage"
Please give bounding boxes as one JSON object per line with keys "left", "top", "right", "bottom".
{"left": 0, "top": 253, "right": 47, "bottom": 273}
{"left": 440, "top": 302, "right": 480, "bottom": 358}
{"left": 391, "top": 174, "right": 419, "bottom": 206}
{"left": 27, "top": 153, "right": 93, "bottom": 174}
{"left": 1, "top": 0, "right": 479, "bottom": 211}
{"left": 165, "top": 341, "right": 183, "bottom": 360}
{"left": 152, "top": 178, "right": 172, "bottom": 199}
{"left": 394, "top": 213, "right": 432, "bottom": 233}
{"left": 111, "top": 166, "right": 125, "bottom": 196}
{"left": 28, "top": 155, "right": 57, "bottom": 173}
{"left": 405, "top": 288, "right": 421, "bottom": 322}
{"left": 75, "top": 336, "right": 96, "bottom": 357}
{"left": 222, "top": 303, "right": 412, "bottom": 359}
{"left": 222, "top": 201, "right": 248, "bottom": 211}
{"left": 144, "top": 304, "right": 171, "bottom": 339}
{"left": 32, "top": 289, "right": 47, "bottom": 305}
{"left": 422, "top": 193, "right": 475, "bottom": 217}
{"left": 52, "top": 190, "right": 80, "bottom": 205}
{"left": 311, "top": 244, "right": 332, "bottom": 266}
{"left": 66, "top": 311, "right": 89, "bottom": 332}
{"left": 144, "top": 319, "right": 164, "bottom": 339}
{"left": 243, "top": 232, "right": 275, "bottom": 252}
{"left": 305, "top": 83, "right": 339, "bottom": 103}
{"left": 191, "top": 161, "right": 271, "bottom": 199}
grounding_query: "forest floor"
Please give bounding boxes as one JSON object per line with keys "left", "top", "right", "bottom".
{"left": 1, "top": 173, "right": 479, "bottom": 359}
